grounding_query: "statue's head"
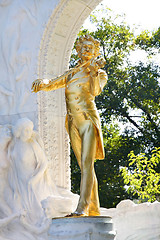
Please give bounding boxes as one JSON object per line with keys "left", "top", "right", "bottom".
{"left": 75, "top": 35, "right": 100, "bottom": 61}
{"left": 13, "top": 118, "right": 34, "bottom": 142}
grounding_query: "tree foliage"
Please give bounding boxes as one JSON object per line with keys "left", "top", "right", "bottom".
{"left": 121, "top": 147, "right": 160, "bottom": 202}
{"left": 70, "top": 8, "right": 160, "bottom": 207}
{"left": 135, "top": 27, "right": 160, "bottom": 54}
{"left": 71, "top": 124, "right": 141, "bottom": 208}
{"left": 87, "top": 10, "right": 160, "bottom": 151}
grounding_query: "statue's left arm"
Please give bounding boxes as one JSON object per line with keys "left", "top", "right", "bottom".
{"left": 90, "top": 68, "right": 108, "bottom": 96}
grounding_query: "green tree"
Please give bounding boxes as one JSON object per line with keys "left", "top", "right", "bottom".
{"left": 121, "top": 147, "right": 160, "bottom": 202}
{"left": 95, "top": 124, "right": 141, "bottom": 207}
{"left": 135, "top": 27, "right": 160, "bottom": 54}
{"left": 70, "top": 8, "right": 160, "bottom": 207}
{"left": 71, "top": 124, "right": 141, "bottom": 208}
{"left": 87, "top": 11, "right": 160, "bottom": 151}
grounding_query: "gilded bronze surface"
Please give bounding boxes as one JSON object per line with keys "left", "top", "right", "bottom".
{"left": 32, "top": 35, "right": 108, "bottom": 217}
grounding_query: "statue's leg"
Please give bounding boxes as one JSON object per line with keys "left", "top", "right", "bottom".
{"left": 68, "top": 118, "right": 100, "bottom": 216}
{"left": 68, "top": 119, "right": 81, "bottom": 168}
{"left": 88, "top": 172, "right": 100, "bottom": 216}
{"left": 74, "top": 120, "right": 98, "bottom": 215}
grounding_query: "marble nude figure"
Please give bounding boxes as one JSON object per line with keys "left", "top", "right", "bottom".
{"left": 32, "top": 35, "right": 108, "bottom": 216}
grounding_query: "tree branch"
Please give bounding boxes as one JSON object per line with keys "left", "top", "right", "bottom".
{"left": 121, "top": 109, "right": 158, "bottom": 145}
{"left": 121, "top": 110, "right": 144, "bottom": 133}
{"left": 131, "top": 98, "right": 160, "bottom": 139}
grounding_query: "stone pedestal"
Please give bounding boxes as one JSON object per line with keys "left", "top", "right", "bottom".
{"left": 48, "top": 216, "right": 116, "bottom": 240}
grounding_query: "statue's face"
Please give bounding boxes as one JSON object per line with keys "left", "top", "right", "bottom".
{"left": 20, "top": 125, "right": 33, "bottom": 142}
{"left": 80, "top": 41, "right": 95, "bottom": 61}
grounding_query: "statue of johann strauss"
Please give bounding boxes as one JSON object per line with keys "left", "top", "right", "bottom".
{"left": 32, "top": 35, "right": 107, "bottom": 217}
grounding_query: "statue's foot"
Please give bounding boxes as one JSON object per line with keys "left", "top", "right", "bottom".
{"left": 65, "top": 211, "right": 88, "bottom": 217}
{"left": 88, "top": 210, "right": 100, "bottom": 216}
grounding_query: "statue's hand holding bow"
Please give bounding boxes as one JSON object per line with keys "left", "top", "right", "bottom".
{"left": 31, "top": 79, "right": 50, "bottom": 93}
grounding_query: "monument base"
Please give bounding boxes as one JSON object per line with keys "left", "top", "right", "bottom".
{"left": 48, "top": 216, "right": 116, "bottom": 240}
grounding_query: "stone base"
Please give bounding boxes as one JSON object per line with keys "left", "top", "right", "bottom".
{"left": 48, "top": 216, "right": 116, "bottom": 240}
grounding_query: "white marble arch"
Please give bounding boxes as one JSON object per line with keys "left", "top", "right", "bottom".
{"left": 37, "top": 0, "right": 102, "bottom": 190}
{"left": 0, "top": 0, "right": 102, "bottom": 192}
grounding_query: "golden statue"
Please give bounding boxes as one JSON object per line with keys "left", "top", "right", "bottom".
{"left": 32, "top": 35, "right": 107, "bottom": 217}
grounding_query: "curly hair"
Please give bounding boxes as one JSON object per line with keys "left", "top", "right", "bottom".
{"left": 75, "top": 35, "right": 100, "bottom": 58}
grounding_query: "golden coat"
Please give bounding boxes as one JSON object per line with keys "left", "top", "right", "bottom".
{"left": 44, "top": 67, "right": 107, "bottom": 160}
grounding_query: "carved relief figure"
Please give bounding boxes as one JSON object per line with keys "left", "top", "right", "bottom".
{"left": 7, "top": 118, "right": 78, "bottom": 224}
{"left": 32, "top": 35, "right": 107, "bottom": 216}
{"left": 0, "top": 213, "right": 20, "bottom": 240}
{"left": 0, "top": 0, "right": 38, "bottom": 115}
{"left": 0, "top": 118, "right": 79, "bottom": 240}
{"left": 8, "top": 118, "right": 49, "bottom": 224}
{"left": 0, "top": 125, "right": 12, "bottom": 217}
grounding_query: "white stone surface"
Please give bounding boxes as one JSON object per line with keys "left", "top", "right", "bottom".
{"left": 37, "top": 0, "right": 102, "bottom": 190}
{"left": 0, "top": 118, "right": 79, "bottom": 240}
{"left": 101, "top": 200, "right": 160, "bottom": 240}
{"left": 0, "top": 125, "right": 13, "bottom": 217}
{"left": 0, "top": 119, "right": 160, "bottom": 240}
{"left": 48, "top": 216, "right": 116, "bottom": 240}
{"left": 0, "top": 0, "right": 102, "bottom": 191}
{"left": 0, "top": 0, "right": 60, "bottom": 126}
{"left": 1, "top": 1, "right": 160, "bottom": 240}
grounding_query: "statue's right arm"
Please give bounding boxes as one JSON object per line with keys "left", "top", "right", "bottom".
{"left": 31, "top": 75, "right": 66, "bottom": 93}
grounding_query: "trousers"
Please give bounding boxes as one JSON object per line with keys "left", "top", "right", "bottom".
{"left": 68, "top": 113, "right": 100, "bottom": 215}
